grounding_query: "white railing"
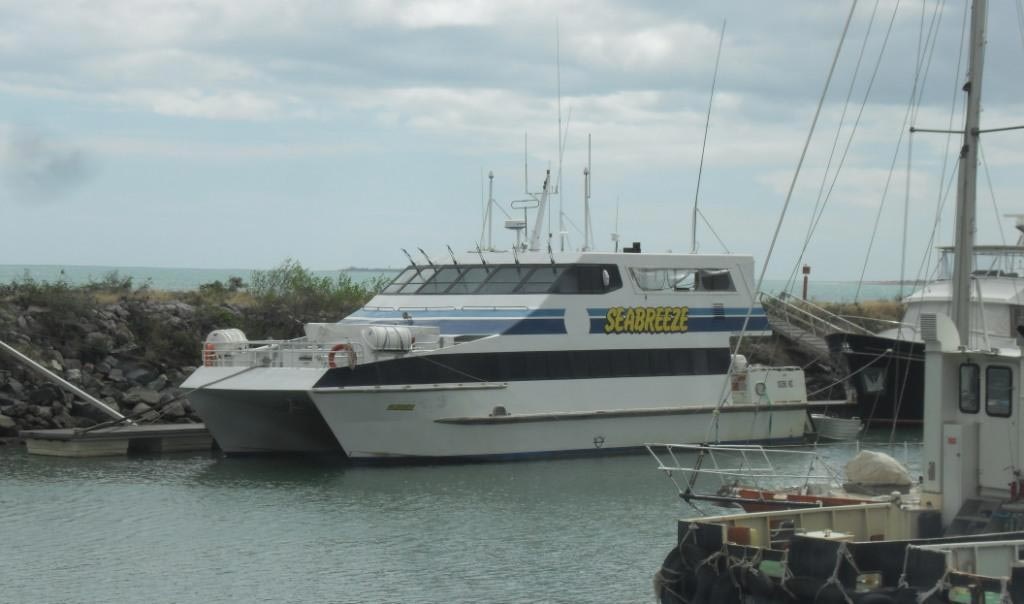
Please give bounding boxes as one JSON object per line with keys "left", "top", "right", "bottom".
{"left": 646, "top": 443, "right": 846, "bottom": 499}
{"left": 201, "top": 338, "right": 367, "bottom": 369}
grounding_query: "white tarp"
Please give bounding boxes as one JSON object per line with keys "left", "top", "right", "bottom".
{"left": 844, "top": 450, "right": 912, "bottom": 486}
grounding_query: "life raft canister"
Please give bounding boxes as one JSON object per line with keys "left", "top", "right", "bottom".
{"left": 203, "top": 342, "right": 217, "bottom": 367}
{"left": 327, "top": 343, "right": 356, "bottom": 369}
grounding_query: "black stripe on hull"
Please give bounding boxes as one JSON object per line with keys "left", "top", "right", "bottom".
{"left": 825, "top": 332, "right": 924, "bottom": 424}
{"left": 313, "top": 347, "right": 731, "bottom": 389}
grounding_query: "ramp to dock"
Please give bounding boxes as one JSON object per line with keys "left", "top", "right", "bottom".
{"left": 20, "top": 423, "right": 213, "bottom": 457}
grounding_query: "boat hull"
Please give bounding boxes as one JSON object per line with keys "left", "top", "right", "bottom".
{"left": 183, "top": 367, "right": 341, "bottom": 455}
{"left": 309, "top": 376, "right": 807, "bottom": 461}
{"left": 809, "top": 413, "right": 862, "bottom": 441}
{"left": 825, "top": 332, "right": 924, "bottom": 425}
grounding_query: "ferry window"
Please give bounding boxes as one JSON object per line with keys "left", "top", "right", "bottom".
{"left": 417, "top": 266, "right": 462, "bottom": 294}
{"left": 477, "top": 265, "right": 529, "bottom": 294}
{"left": 986, "top": 366, "right": 1013, "bottom": 418}
{"left": 696, "top": 269, "right": 735, "bottom": 292}
{"left": 520, "top": 266, "right": 567, "bottom": 294}
{"left": 552, "top": 265, "right": 623, "bottom": 294}
{"left": 447, "top": 266, "right": 490, "bottom": 295}
{"left": 382, "top": 267, "right": 418, "bottom": 294}
{"left": 398, "top": 267, "right": 436, "bottom": 294}
{"left": 632, "top": 268, "right": 695, "bottom": 291}
{"left": 959, "top": 364, "right": 980, "bottom": 413}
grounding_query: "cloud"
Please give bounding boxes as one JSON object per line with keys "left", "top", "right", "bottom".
{"left": 0, "top": 126, "right": 95, "bottom": 202}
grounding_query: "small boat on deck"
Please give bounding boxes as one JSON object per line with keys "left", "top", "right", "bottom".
{"left": 808, "top": 413, "right": 863, "bottom": 441}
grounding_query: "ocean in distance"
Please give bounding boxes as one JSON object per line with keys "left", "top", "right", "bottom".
{"left": 0, "top": 430, "right": 921, "bottom": 603}
{"left": 0, "top": 264, "right": 914, "bottom": 302}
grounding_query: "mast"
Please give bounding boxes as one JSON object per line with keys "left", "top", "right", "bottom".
{"left": 950, "top": 0, "right": 987, "bottom": 347}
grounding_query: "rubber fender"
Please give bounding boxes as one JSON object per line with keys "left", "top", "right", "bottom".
{"left": 692, "top": 564, "right": 718, "bottom": 603}
{"left": 741, "top": 566, "right": 776, "bottom": 598}
{"left": 709, "top": 572, "right": 740, "bottom": 602}
{"left": 656, "top": 548, "right": 686, "bottom": 604}
{"left": 785, "top": 576, "right": 826, "bottom": 603}
{"left": 814, "top": 583, "right": 849, "bottom": 603}
{"left": 853, "top": 592, "right": 897, "bottom": 604}
{"left": 679, "top": 543, "right": 705, "bottom": 570}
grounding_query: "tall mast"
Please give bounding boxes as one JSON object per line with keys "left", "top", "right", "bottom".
{"left": 951, "top": 0, "right": 987, "bottom": 347}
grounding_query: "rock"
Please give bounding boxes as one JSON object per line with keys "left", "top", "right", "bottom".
{"left": 48, "top": 359, "right": 63, "bottom": 372}
{"left": 27, "top": 385, "right": 60, "bottom": 405}
{"left": 146, "top": 375, "right": 168, "bottom": 392}
{"left": 64, "top": 358, "right": 82, "bottom": 371}
{"left": 125, "top": 368, "right": 157, "bottom": 385}
{"left": 34, "top": 406, "right": 53, "bottom": 420}
{"left": 65, "top": 368, "right": 83, "bottom": 383}
{"left": 84, "top": 332, "right": 114, "bottom": 356}
{"left": 94, "top": 361, "right": 112, "bottom": 375}
{"left": 7, "top": 378, "right": 24, "bottom": 396}
{"left": 0, "top": 414, "right": 16, "bottom": 435}
{"left": 125, "top": 387, "right": 161, "bottom": 406}
{"left": 1, "top": 401, "right": 28, "bottom": 417}
{"left": 131, "top": 403, "right": 158, "bottom": 421}
{"left": 845, "top": 451, "right": 912, "bottom": 487}
{"left": 108, "top": 368, "right": 125, "bottom": 382}
{"left": 160, "top": 400, "right": 186, "bottom": 419}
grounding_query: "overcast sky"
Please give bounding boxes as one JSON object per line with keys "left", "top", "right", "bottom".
{"left": 2, "top": 0, "right": 1023, "bottom": 281}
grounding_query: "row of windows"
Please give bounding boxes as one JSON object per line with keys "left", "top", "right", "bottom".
{"left": 382, "top": 264, "right": 624, "bottom": 296}
{"left": 315, "top": 348, "right": 731, "bottom": 388}
{"left": 959, "top": 364, "right": 1013, "bottom": 417}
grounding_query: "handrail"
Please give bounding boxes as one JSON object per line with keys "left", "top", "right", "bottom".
{"left": 759, "top": 292, "right": 878, "bottom": 337}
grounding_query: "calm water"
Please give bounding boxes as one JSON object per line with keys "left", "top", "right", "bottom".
{"left": 0, "top": 430, "right": 920, "bottom": 604}
{"left": 0, "top": 264, "right": 912, "bottom": 302}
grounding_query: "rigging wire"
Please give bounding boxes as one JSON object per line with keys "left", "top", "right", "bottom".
{"left": 706, "top": 0, "right": 861, "bottom": 443}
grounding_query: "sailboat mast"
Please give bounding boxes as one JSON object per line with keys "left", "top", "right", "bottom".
{"left": 951, "top": 0, "right": 987, "bottom": 347}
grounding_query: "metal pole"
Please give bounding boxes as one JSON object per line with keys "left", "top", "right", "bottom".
{"left": 0, "top": 339, "right": 128, "bottom": 422}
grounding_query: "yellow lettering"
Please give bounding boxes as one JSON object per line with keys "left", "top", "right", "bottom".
{"left": 680, "top": 306, "right": 689, "bottom": 332}
{"left": 614, "top": 307, "right": 625, "bottom": 332}
{"left": 623, "top": 308, "right": 635, "bottom": 332}
{"left": 655, "top": 307, "right": 666, "bottom": 332}
{"left": 644, "top": 308, "right": 656, "bottom": 333}
{"left": 604, "top": 308, "right": 618, "bottom": 333}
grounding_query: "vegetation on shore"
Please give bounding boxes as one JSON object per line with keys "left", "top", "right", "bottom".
{"left": 0, "top": 260, "right": 388, "bottom": 369}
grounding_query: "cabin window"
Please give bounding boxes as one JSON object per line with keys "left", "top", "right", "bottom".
{"left": 382, "top": 268, "right": 419, "bottom": 294}
{"left": 986, "top": 366, "right": 1013, "bottom": 417}
{"left": 696, "top": 269, "right": 735, "bottom": 292}
{"left": 552, "top": 265, "right": 622, "bottom": 294}
{"left": 417, "top": 266, "right": 463, "bottom": 294}
{"left": 476, "top": 265, "right": 529, "bottom": 294}
{"left": 446, "top": 266, "right": 491, "bottom": 294}
{"left": 397, "top": 267, "right": 436, "bottom": 294}
{"left": 631, "top": 268, "right": 735, "bottom": 292}
{"left": 519, "top": 266, "right": 567, "bottom": 294}
{"left": 959, "top": 363, "right": 979, "bottom": 414}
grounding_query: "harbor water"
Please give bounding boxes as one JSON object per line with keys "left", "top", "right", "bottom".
{"left": 0, "top": 430, "right": 920, "bottom": 603}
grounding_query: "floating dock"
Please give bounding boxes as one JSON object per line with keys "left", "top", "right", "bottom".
{"left": 19, "top": 423, "right": 214, "bottom": 457}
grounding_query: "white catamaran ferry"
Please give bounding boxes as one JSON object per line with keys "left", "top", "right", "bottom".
{"left": 183, "top": 166, "right": 808, "bottom": 459}
{"left": 183, "top": 245, "right": 808, "bottom": 459}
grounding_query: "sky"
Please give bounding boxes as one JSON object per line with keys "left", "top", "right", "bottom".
{"left": 2, "top": 0, "right": 1024, "bottom": 282}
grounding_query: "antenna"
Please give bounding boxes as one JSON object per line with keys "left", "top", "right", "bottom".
{"left": 611, "top": 197, "right": 620, "bottom": 252}
{"left": 583, "top": 133, "right": 592, "bottom": 251}
{"left": 556, "top": 19, "right": 565, "bottom": 252}
{"left": 446, "top": 245, "right": 460, "bottom": 267}
{"left": 524, "top": 132, "right": 529, "bottom": 194}
{"left": 529, "top": 170, "right": 552, "bottom": 251}
{"left": 692, "top": 19, "right": 726, "bottom": 253}
{"left": 482, "top": 171, "right": 495, "bottom": 250}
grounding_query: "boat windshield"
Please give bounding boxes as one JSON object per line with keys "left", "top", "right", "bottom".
{"left": 937, "top": 247, "right": 1024, "bottom": 279}
{"left": 381, "top": 264, "right": 623, "bottom": 295}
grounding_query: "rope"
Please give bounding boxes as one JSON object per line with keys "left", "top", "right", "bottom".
{"left": 806, "top": 347, "right": 892, "bottom": 397}
{"left": 815, "top": 542, "right": 860, "bottom": 604}
{"left": 706, "top": 0, "right": 860, "bottom": 445}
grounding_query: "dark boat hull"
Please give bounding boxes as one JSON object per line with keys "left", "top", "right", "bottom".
{"left": 825, "top": 332, "right": 924, "bottom": 425}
